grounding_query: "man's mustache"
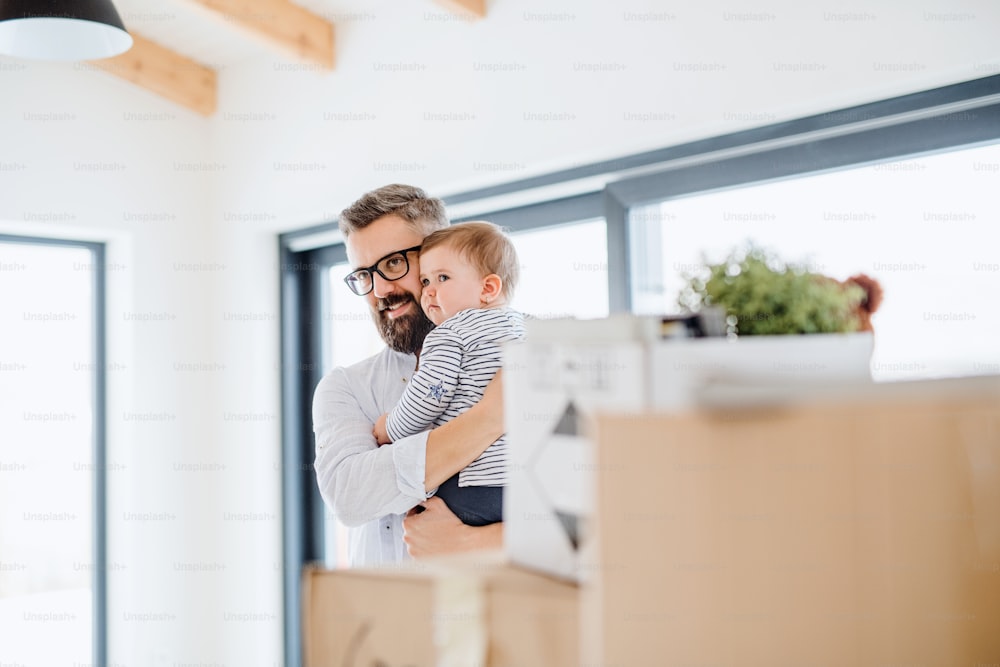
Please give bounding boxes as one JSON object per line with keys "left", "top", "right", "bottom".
{"left": 377, "top": 294, "right": 415, "bottom": 312}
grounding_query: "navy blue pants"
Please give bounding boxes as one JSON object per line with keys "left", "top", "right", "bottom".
{"left": 432, "top": 472, "right": 503, "bottom": 526}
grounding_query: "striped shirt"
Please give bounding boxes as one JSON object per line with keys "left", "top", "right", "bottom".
{"left": 385, "top": 306, "right": 526, "bottom": 486}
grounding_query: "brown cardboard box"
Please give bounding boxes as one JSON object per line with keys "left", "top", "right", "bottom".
{"left": 503, "top": 318, "right": 873, "bottom": 582}
{"left": 586, "top": 376, "right": 1000, "bottom": 666}
{"left": 302, "top": 552, "right": 578, "bottom": 667}
{"left": 303, "top": 563, "right": 436, "bottom": 667}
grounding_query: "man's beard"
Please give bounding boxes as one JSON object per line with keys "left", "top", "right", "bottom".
{"left": 374, "top": 292, "right": 435, "bottom": 354}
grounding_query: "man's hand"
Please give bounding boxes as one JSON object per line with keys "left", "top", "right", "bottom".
{"left": 373, "top": 413, "right": 391, "bottom": 445}
{"left": 402, "top": 497, "right": 502, "bottom": 558}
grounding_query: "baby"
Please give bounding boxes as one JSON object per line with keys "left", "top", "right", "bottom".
{"left": 373, "top": 221, "right": 525, "bottom": 526}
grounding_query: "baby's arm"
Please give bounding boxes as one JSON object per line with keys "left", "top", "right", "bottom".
{"left": 385, "top": 328, "right": 461, "bottom": 441}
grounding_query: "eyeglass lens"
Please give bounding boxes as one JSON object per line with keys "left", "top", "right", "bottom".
{"left": 345, "top": 249, "right": 413, "bottom": 295}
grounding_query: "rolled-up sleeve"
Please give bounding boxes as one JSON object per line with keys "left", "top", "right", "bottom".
{"left": 312, "top": 366, "right": 430, "bottom": 527}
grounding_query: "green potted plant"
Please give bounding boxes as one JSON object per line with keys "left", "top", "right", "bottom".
{"left": 641, "top": 242, "right": 885, "bottom": 409}
{"left": 677, "top": 242, "right": 880, "bottom": 336}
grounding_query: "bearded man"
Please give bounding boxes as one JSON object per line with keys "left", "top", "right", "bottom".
{"left": 312, "top": 184, "right": 504, "bottom": 565}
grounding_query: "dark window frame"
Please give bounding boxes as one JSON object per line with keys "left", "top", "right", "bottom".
{"left": 0, "top": 233, "right": 107, "bottom": 667}
{"left": 278, "top": 73, "right": 1000, "bottom": 667}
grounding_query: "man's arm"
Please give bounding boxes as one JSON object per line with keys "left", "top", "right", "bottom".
{"left": 314, "top": 363, "right": 504, "bottom": 520}
{"left": 313, "top": 367, "right": 430, "bottom": 526}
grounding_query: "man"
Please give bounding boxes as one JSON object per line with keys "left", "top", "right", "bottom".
{"left": 312, "top": 184, "right": 505, "bottom": 565}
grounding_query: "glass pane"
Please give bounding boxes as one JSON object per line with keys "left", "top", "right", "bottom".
{"left": 321, "top": 262, "right": 372, "bottom": 568}
{"left": 319, "top": 218, "right": 610, "bottom": 566}
{"left": 629, "top": 141, "right": 1000, "bottom": 382}
{"left": 0, "top": 241, "right": 95, "bottom": 665}
{"left": 325, "top": 264, "right": 387, "bottom": 372}
{"left": 508, "top": 219, "right": 609, "bottom": 320}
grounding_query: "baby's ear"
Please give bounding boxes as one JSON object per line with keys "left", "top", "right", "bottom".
{"left": 481, "top": 274, "right": 503, "bottom": 305}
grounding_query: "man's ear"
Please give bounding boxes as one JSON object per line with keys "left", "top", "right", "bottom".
{"left": 481, "top": 274, "right": 503, "bottom": 305}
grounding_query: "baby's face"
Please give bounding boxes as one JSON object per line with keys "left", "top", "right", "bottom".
{"left": 418, "top": 245, "right": 487, "bottom": 325}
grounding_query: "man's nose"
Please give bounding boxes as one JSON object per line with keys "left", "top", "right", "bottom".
{"left": 372, "top": 273, "right": 398, "bottom": 299}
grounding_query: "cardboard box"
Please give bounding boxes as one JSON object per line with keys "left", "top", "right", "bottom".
{"left": 585, "top": 375, "right": 1000, "bottom": 665}
{"left": 503, "top": 314, "right": 873, "bottom": 581}
{"left": 302, "top": 553, "right": 578, "bottom": 667}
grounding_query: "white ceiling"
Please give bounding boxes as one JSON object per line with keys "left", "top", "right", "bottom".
{"left": 111, "top": 0, "right": 347, "bottom": 68}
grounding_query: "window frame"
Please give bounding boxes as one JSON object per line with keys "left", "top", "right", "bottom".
{"left": 0, "top": 233, "right": 107, "bottom": 667}
{"left": 278, "top": 73, "right": 1000, "bottom": 667}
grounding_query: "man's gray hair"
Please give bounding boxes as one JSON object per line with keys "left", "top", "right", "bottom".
{"left": 339, "top": 184, "right": 449, "bottom": 238}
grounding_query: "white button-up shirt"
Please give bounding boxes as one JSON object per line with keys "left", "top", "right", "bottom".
{"left": 312, "top": 347, "right": 432, "bottom": 566}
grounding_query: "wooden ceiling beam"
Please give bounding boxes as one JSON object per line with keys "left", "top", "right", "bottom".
{"left": 91, "top": 33, "right": 217, "bottom": 117}
{"left": 433, "top": 0, "right": 487, "bottom": 19}
{"left": 187, "top": 0, "right": 335, "bottom": 69}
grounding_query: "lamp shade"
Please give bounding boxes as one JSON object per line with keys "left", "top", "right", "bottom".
{"left": 0, "top": 0, "right": 132, "bottom": 61}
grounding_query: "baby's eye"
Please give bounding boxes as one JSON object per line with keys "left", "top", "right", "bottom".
{"left": 421, "top": 278, "right": 430, "bottom": 287}
{"left": 438, "top": 274, "right": 449, "bottom": 282}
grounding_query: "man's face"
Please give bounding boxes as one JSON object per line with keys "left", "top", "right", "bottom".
{"left": 345, "top": 214, "right": 435, "bottom": 354}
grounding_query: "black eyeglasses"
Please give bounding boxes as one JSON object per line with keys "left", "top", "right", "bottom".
{"left": 343, "top": 245, "right": 422, "bottom": 296}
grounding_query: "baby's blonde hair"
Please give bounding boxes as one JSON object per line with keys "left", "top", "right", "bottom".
{"left": 419, "top": 221, "right": 519, "bottom": 299}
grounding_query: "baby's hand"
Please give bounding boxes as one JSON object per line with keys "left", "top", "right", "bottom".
{"left": 373, "top": 413, "right": 391, "bottom": 445}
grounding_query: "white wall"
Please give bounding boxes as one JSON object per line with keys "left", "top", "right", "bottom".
{"left": 2, "top": 0, "right": 999, "bottom": 664}
{"left": 0, "top": 58, "right": 230, "bottom": 665}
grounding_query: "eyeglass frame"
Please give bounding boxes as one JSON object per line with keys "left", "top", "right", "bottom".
{"left": 343, "top": 245, "right": 423, "bottom": 296}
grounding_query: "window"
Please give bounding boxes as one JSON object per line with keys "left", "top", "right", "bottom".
{"left": 280, "top": 73, "right": 1000, "bottom": 667}
{"left": 629, "top": 141, "right": 1000, "bottom": 381}
{"left": 507, "top": 219, "right": 609, "bottom": 320}
{"left": 0, "top": 236, "right": 106, "bottom": 667}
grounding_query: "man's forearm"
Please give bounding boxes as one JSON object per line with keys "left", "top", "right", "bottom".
{"left": 468, "top": 521, "right": 503, "bottom": 552}
{"left": 424, "top": 400, "right": 503, "bottom": 490}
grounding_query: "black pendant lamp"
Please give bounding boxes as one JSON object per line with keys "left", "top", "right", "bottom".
{"left": 0, "top": 0, "right": 133, "bottom": 61}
